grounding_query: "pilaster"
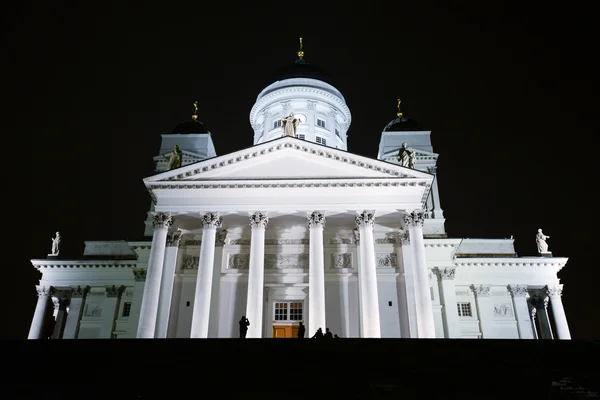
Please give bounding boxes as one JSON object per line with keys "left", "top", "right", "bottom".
{"left": 436, "top": 267, "right": 461, "bottom": 338}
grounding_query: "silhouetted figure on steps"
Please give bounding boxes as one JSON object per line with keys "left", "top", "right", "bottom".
{"left": 239, "top": 316, "right": 250, "bottom": 338}
{"left": 297, "top": 322, "right": 305, "bottom": 338}
{"left": 311, "top": 327, "right": 324, "bottom": 339}
{"left": 324, "top": 328, "right": 333, "bottom": 339}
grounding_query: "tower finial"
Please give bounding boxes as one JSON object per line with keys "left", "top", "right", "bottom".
{"left": 397, "top": 98, "right": 403, "bottom": 118}
{"left": 297, "top": 37, "right": 304, "bottom": 60}
{"left": 192, "top": 101, "right": 198, "bottom": 121}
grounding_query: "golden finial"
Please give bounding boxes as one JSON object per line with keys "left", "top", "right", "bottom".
{"left": 397, "top": 98, "right": 403, "bottom": 118}
{"left": 297, "top": 37, "right": 304, "bottom": 59}
{"left": 192, "top": 101, "right": 198, "bottom": 121}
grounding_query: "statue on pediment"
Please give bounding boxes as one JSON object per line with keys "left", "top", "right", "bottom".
{"left": 282, "top": 113, "right": 300, "bottom": 137}
{"left": 164, "top": 145, "right": 182, "bottom": 170}
{"left": 397, "top": 142, "right": 416, "bottom": 168}
{"left": 50, "top": 232, "right": 61, "bottom": 256}
{"left": 536, "top": 229, "right": 550, "bottom": 254}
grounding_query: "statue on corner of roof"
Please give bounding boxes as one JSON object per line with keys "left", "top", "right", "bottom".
{"left": 536, "top": 229, "right": 551, "bottom": 255}
{"left": 281, "top": 113, "right": 300, "bottom": 137}
{"left": 164, "top": 145, "right": 183, "bottom": 170}
{"left": 397, "top": 142, "right": 416, "bottom": 169}
{"left": 50, "top": 232, "right": 61, "bottom": 256}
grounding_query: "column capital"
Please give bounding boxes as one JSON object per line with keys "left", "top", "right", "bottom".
{"left": 403, "top": 210, "right": 425, "bottom": 228}
{"left": 398, "top": 229, "right": 410, "bottom": 245}
{"left": 106, "top": 285, "right": 125, "bottom": 298}
{"left": 530, "top": 295, "right": 549, "bottom": 310}
{"left": 508, "top": 285, "right": 528, "bottom": 297}
{"left": 152, "top": 212, "right": 173, "bottom": 230}
{"left": 249, "top": 212, "right": 269, "bottom": 229}
{"left": 355, "top": 210, "right": 375, "bottom": 228}
{"left": 166, "top": 229, "right": 183, "bottom": 247}
{"left": 307, "top": 211, "right": 326, "bottom": 228}
{"left": 52, "top": 296, "right": 69, "bottom": 311}
{"left": 71, "top": 285, "right": 89, "bottom": 298}
{"left": 133, "top": 268, "right": 147, "bottom": 282}
{"left": 436, "top": 267, "right": 456, "bottom": 280}
{"left": 546, "top": 284, "right": 563, "bottom": 298}
{"left": 200, "top": 212, "right": 223, "bottom": 229}
{"left": 36, "top": 285, "right": 53, "bottom": 299}
{"left": 472, "top": 284, "right": 491, "bottom": 297}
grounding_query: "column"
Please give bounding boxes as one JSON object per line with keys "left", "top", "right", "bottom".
{"left": 427, "top": 167, "right": 444, "bottom": 219}
{"left": 101, "top": 285, "right": 124, "bottom": 338}
{"left": 245, "top": 212, "right": 269, "bottom": 338}
{"left": 51, "top": 296, "right": 69, "bottom": 339}
{"left": 404, "top": 210, "right": 435, "bottom": 338}
{"left": 307, "top": 211, "right": 326, "bottom": 337}
{"left": 398, "top": 230, "right": 419, "bottom": 337}
{"left": 155, "top": 229, "right": 183, "bottom": 338}
{"left": 62, "top": 286, "right": 89, "bottom": 339}
{"left": 355, "top": 210, "right": 381, "bottom": 338}
{"left": 137, "top": 212, "right": 172, "bottom": 338}
{"left": 436, "top": 267, "right": 461, "bottom": 338}
{"left": 190, "top": 213, "right": 222, "bottom": 338}
{"left": 130, "top": 269, "right": 146, "bottom": 335}
{"left": 353, "top": 229, "right": 363, "bottom": 334}
{"left": 528, "top": 301, "right": 539, "bottom": 339}
{"left": 547, "top": 285, "right": 571, "bottom": 340}
{"left": 531, "top": 293, "right": 553, "bottom": 339}
{"left": 508, "top": 285, "right": 534, "bottom": 339}
{"left": 473, "top": 284, "right": 495, "bottom": 338}
{"left": 28, "top": 285, "right": 53, "bottom": 339}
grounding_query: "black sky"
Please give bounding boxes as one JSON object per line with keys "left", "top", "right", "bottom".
{"left": 10, "top": 3, "right": 596, "bottom": 339}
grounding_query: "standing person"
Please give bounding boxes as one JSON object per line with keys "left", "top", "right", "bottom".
{"left": 239, "top": 316, "right": 250, "bottom": 338}
{"left": 297, "top": 322, "right": 305, "bottom": 338}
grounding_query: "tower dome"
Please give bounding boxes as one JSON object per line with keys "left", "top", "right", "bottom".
{"left": 383, "top": 99, "right": 422, "bottom": 132}
{"left": 249, "top": 38, "right": 352, "bottom": 151}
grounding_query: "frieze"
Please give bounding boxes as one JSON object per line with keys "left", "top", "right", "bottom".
{"left": 229, "top": 239, "right": 251, "bottom": 245}
{"left": 182, "top": 255, "right": 199, "bottom": 269}
{"left": 375, "top": 236, "right": 398, "bottom": 244}
{"left": 493, "top": 304, "right": 514, "bottom": 317}
{"left": 329, "top": 235, "right": 354, "bottom": 245}
{"left": 32, "top": 263, "right": 138, "bottom": 270}
{"left": 376, "top": 253, "right": 398, "bottom": 268}
{"left": 88, "top": 291, "right": 107, "bottom": 296}
{"left": 227, "top": 239, "right": 310, "bottom": 245}
{"left": 227, "top": 254, "right": 249, "bottom": 269}
{"left": 265, "top": 254, "right": 309, "bottom": 269}
{"left": 183, "top": 240, "right": 202, "bottom": 246}
{"left": 331, "top": 253, "right": 353, "bottom": 269}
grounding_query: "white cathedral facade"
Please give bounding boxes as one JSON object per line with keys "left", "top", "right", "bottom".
{"left": 28, "top": 47, "right": 571, "bottom": 341}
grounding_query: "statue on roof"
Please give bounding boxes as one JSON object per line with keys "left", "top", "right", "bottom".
{"left": 282, "top": 113, "right": 300, "bottom": 137}
{"left": 397, "top": 142, "right": 416, "bottom": 168}
{"left": 164, "top": 145, "right": 183, "bottom": 170}
{"left": 536, "top": 229, "right": 551, "bottom": 254}
{"left": 50, "top": 232, "right": 61, "bottom": 256}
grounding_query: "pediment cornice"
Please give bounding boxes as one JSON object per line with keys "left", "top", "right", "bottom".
{"left": 454, "top": 258, "right": 568, "bottom": 271}
{"left": 30, "top": 260, "right": 139, "bottom": 270}
{"left": 146, "top": 138, "right": 432, "bottom": 184}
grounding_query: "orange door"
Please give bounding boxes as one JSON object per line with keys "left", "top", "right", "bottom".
{"left": 272, "top": 325, "right": 298, "bottom": 338}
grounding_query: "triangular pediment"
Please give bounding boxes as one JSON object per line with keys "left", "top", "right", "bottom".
{"left": 144, "top": 137, "right": 432, "bottom": 183}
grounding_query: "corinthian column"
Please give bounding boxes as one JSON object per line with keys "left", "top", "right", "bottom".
{"left": 355, "top": 210, "right": 381, "bottom": 338}
{"left": 156, "top": 229, "right": 183, "bottom": 338}
{"left": 245, "top": 212, "right": 269, "bottom": 338}
{"left": 508, "top": 285, "right": 534, "bottom": 339}
{"left": 530, "top": 294, "right": 553, "bottom": 339}
{"left": 307, "top": 211, "right": 326, "bottom": 338}
{"left": 547, "top": 285, "right": 571, "bottom": 340}
{"left": 28, "top": 285, "right": 53, "bottom": 339}
{"left": 190, "top": 213, "right": 222, "bottom": 338}
{"left": 404, "top": 210, "right": 435, "bottom": 338}
{"left": 137, "top": 212, "right": 172, "bottom": 338}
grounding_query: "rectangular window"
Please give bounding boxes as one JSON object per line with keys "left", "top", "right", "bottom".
{"left": 317, "top": 119, "right": 326, "bottom": 128}
{"left": 457, "top": 302, "right": 472, "bottom": 317}
{"left": 122, "top": 302, "right": 132, "bottom": 317}
{"left": 316, "top": 136, "right": 326, "bottom": 145}
{"left": 297, "top": 134, "right": 305, "bottom": 140}
{"left": 335, "top": 128, "right": 340, "bottom": 138}
{"left": 273, "top": 302, "right": 303, "bottom": 321}
{"left": 273, "top": 120, "right": 282, "bottom": 128}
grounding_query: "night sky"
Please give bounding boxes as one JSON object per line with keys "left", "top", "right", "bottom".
{"left": 11, "top": 3, "right": 596, "bottom": 340}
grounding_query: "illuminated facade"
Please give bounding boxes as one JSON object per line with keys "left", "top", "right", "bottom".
{"left": 28, "top": 45, "right": 571, "bottom": 340}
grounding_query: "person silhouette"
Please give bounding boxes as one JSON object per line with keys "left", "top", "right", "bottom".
{"left": 239, "top": 316, "right": 250, "bottom": 338}
{"left": 324, "top": 328, "right": 333, "bottom": 339}
{"left": 334, "top": 334, "right": 340, "bottom": 338}
{"left": 311, "top": 327, "right": 324, "bottom": 339}
{"left": 297, "top": 322, "right": 305, "bottom": 338}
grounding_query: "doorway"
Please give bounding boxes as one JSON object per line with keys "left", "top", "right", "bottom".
{"left": 271, "top": 301, "right": 304, "bottom": 338}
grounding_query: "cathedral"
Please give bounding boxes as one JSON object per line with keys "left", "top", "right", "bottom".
{"left": 27, "top": 42, "right": 571, "bottom": 341}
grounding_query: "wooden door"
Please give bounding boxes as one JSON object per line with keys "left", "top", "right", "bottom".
{"left": 272, "top": 325, "right": 299, "bottom": 338}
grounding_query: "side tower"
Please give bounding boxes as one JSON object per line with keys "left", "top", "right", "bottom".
{"left": 377, "top": 100, "right": 446, "bottom": 236}
{"left": 249, "top": 38, "right": 352, "bottom": 150}
{"left": 143, "top": 103, "right": 218, "bottom": 236}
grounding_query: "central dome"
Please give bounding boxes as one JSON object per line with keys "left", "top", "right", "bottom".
{"left": 271, "top": 58, "right": 334, "bottom": 86}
